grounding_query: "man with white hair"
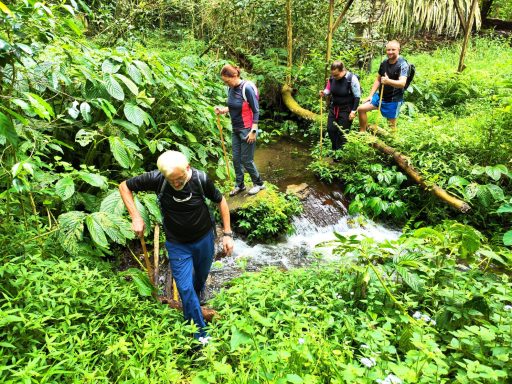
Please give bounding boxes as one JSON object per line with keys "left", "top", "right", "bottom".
{"left": 357, "top": 40, "right": 409, "bottom": 132}
{"left": 119, "top": 150, "right": 234, "bottom": 341}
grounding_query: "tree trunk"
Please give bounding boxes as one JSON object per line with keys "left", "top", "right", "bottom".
{"left": 281, "top": 84, "right": 321, "bottom": 122}
{"left": 458, "top": 0, "right": 479, "bottom": 72}
{"left": 480, "top": 0, "right": 494, "bottom": 20}
{"left": 325, "top": 0, "right": 355, "bottom": 40}
{"left": 325, "top": 0, "right": 335, "bottom": 82}
{"left": 286, "top": 0, "right": 293, "bottom": 85}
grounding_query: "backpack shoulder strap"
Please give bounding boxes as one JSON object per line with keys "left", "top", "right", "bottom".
{"left": 346, "top": 71, "right": 353, "bottom": 83}
{"left": 241, "top": 80, "right": 258, "bottom": 101}
{"left": 158, "top": 177, "right": 168, "bottom": 200}
{"left": 195, "top": 169, "right": 207, "bottom": 201}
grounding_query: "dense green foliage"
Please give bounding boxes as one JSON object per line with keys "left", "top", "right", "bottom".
{"left": 1, "top": 1, "right": 512, "bottom": 383}
{"left": 233, "top": 185, "right": 302, "bottom": 243}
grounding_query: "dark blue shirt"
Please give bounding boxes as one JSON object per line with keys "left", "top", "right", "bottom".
{"left": 126, "top": 168, "right": 222, "bottom": 243}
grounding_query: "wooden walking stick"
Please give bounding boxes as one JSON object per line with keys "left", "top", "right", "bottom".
{"left": 216, "top": 114, "right": 231, "bottom": 179}
{"left": 319, "top": 95, "right": 324, "bottom": 161}
{"left": 153, "top": 224, "right": 160, "bottom": 285}
{"left": 139, "top": 236, "right": 154, "bottom": 285}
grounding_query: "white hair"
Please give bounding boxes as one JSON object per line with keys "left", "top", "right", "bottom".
{"left": 157, "top": 150, "right": 189, "bottom": 177}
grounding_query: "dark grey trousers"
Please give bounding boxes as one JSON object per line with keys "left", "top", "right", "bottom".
{"left": 232, "top": 129, "right": 262, "bottom": 188}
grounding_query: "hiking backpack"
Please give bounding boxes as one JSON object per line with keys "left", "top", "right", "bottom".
{"left": 329, "top": 71, "right": 363, "bottom": 97}
{"left": 227, "top": 80, "right": 259, "bottom": 101}
{"left": 404, "top": 61, "right": 415, "bottom": 91}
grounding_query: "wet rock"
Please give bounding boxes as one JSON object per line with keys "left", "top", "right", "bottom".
{"left": 286, "top": 183, "right": 310, "bottom": 199}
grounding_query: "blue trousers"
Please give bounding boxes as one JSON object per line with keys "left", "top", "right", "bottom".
{"left": 232, "top": 129, "right": 262, "bottom": 188}
{"left": 165, "top": 230, "right": 214, "bottom": 339}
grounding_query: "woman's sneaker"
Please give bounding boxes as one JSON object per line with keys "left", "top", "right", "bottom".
{"left": 248, "top": 184, "right": 265, "bottom": 195}
{"left": 229, "top": 186, "right": 246, "bottom": 197}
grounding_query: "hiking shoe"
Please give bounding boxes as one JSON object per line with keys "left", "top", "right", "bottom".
{"left": 248, "top": 184, "right": 265, "bottom": 195}
{"left": 229, "top": 186, "right": 246, "bottom": 197}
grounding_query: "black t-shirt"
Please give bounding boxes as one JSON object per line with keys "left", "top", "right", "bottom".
{"left": 378, "top": 57, "right": 409, "bottom": 102}
{"left": 126, "top": 168, "right": 223, "bottom": 243}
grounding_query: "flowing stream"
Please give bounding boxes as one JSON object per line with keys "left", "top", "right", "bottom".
{"left": 202, "top": 138, "right": 401, "bottom": 300}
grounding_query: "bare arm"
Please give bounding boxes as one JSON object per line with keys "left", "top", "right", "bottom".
{"left": 381, "top": 74, "right": 407, "bottom": 88}
{"left": 119, "top": 181, "right": 145, "bottom": 237}
{"left": 218, "top": 196, "right": 234, "bottom": 255}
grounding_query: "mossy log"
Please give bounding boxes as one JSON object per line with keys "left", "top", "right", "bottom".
{"left": 281, "top": 84, "right": 321, "bottom": 122}
{"left": 280, "top": 86, "right": 470, "bottom": 212}
{"left": 371, "top": 138, "right": 471, "bottom": 213}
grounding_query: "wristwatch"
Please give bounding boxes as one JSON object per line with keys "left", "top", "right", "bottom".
{"left": 223, "top": 232, "right": 233, "bottom": 237}
{"left": 250, "top": 129, "right": 257, "bottom": 134}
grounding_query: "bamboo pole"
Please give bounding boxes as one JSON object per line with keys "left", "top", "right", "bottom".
{"left": 325, "top": 0, "right": 355, "bottom": 40}
{"left": 153, "top": 224, "right": 160, "bottom": 285}
{"left": 458, "top": 0, "right": 479, "bottom": 72}
{"left": 325, "top": 0, "right": 335, "bottom": 82}
{"left": 453, "top": 0, "right": 468, "bottom": 35}
{"left": 285, "top": 0, "right": 293, "bottom": 86}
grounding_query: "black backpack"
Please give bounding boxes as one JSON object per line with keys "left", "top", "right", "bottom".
{"left": 329, "top": 71, "right": 363, "bottom": 96}
{"left": 402, "top": 59, "right": 415, "bottom": 90}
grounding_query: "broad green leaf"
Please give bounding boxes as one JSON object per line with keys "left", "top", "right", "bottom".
{"left": 75, "top": 129, "right": 97, "bottom": 147}
{"left": 24, "top": 92, "right": 55, "bottom": 121}
{"left": 286, "top": 374, "right": 304, "bottom": 384}
{"left": 124, "top": 103, "right": 145, "bottom": 127}
{"left": 112, "top": 119, "right": 139, "bottom": 135}
{"left": 61, "top": 4, "right": 75, "bottom": 15}
{"left": 169, "top": 123, "right": 184, "bottom": 137}
{"left": 57, "top": 211, "right": 86, "bottom": 256}
{"left": 55, "top": 177, "right": 75, "bottom": 200}
{"left": 184, "top": 130, "right": 197, "bottom": 143}
{"left": 497, "top": 204, "right": 512, "bottom": 214}
{"left": 504, "top": 230, "right": 512, "bottom": 246}
{"left": 80, "top": 101, "right": 92, "bottom": 123}
{"left": 133, "top": 60, "right": 153, "bottom": 83}
{"left": 102, "top": 59, "right": 121, "bottom": 74}
{"left": 0, "top": 1, "right": 14, "bottom": 17}
{"left": 104, "top": 74, "right": 124, "bottom": 101}
{"left": 100, "top": 190, "right": 126, "bottom": 215}
{"left": 85, "top": 213, "right": 109, "bottom": 248}
{"left": 0, "top": 111, "right": 18, "bottom": 145}
{"left": 109, "top": 136, "right": 132, "bottom": 168}
{"left": 115, "top": 74, "right": 139, "bottom": 95}
{"left": 141, "top": 193, "right": 162, "bottom": 222}
{"left": 127, "top": 63, "right": 142, "bottom": 84}
{"left": 79, "top": 172, "right": 107, "bottom": 188}
{"left": 230, "top": 326, "right": 251, "bottom": 351}
{"left": 0, "top": 105, "right": 29, "bottom": 125}
{"left": 448, "top": 176, "right": 469, "bottom": 187}
{"left": 64, "top": 17, "right": 82, "bottom": 36}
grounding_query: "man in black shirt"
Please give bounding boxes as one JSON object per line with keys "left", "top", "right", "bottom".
{"left": 357, "top": 40, "right": 409, "bottom": 132}
{"left": 119, "top": 150, "right": 234, "bottom": 342}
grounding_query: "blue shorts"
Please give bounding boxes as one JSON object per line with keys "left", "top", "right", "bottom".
{"left": 371, "top": 93, "right": 403, "bottom": 119}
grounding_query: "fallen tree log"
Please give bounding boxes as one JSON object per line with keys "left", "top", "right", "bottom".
{"left": 370, "top": 137, "right": 471, "bottom": 213}
{"left": 281, "top": 86, "right": 471, "bottom": 212}
{"left": 281, "top": 84, "right": 321, "bottom": 122}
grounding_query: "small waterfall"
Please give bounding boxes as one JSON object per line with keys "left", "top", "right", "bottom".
{"left": 206, "top": 190, "right": 401, "bottom": 298}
